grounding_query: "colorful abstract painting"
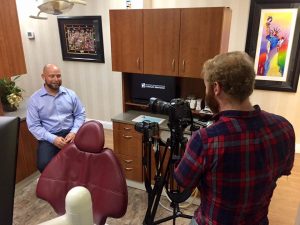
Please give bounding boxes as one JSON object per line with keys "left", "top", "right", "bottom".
{"left": 254, "top": 9, "right": 298, "bottom": 81}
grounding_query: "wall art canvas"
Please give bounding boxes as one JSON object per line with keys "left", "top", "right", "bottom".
{"left": 254, "top": 9, "right": 298, "bottom": 81}
{"left": 245, "top": 0, "right": 300, "bottom": 92}
{"left": 58, "top": 16, "right": 105, "bottom": 63}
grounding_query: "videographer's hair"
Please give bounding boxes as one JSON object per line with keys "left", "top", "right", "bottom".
{"left": 202, "top": 51, "right": 255, "bottom": 102}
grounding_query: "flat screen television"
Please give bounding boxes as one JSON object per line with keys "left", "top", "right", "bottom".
{"left": 0, "top": 117, "right": 20, "bottom": 225}
{"left": 129, "top": 74, "right": 177, "bottom": 104}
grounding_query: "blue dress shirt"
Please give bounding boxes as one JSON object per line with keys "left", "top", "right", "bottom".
{"left": 26, "top": 86, "right": 86, "bottom": 143}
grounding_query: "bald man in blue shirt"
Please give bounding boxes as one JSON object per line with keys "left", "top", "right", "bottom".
{"left": 27, "top": 64, "right": 86, "bottom": 172}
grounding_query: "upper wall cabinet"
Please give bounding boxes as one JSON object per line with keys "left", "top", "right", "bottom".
{"left": 143, "top": 9, "right": 180, "bottom": 76}
{"left": 179, "top": 8, "right": 231, "bottom": 77}
{"left": 0, "top": 0, "right": 26, "bottom": 78}
{"left": 110, "top": 10, "right": 144, "bottom": 74}
{"left": 109, "top": 7, "right": 231, "bottom": 78}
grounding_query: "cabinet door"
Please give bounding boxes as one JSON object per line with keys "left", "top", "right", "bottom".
{"left": 0, "top": 0, "right": 26, "bottom": 78}
{"left": 144, "top": 9, "right": 180, "bottom": 76}
{"left": 179, "top": 8, "right": 231, "bottom": 78}
{"left": 16, "top": 120, "right": 37, "bottom": 183}
{"left": 110, "top": 10, "right": 143, "bottom": 73}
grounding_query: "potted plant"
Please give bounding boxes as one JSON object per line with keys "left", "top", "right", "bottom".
{"left": 0, "top": 76, "right": 23, "bottom": 112}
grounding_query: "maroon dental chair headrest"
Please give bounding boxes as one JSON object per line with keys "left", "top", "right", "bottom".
{"left": 36, "top": 120, "right": 128, "bottom": 225}
{"left": 74, "top": 120, "right": 105, "bottom": 153}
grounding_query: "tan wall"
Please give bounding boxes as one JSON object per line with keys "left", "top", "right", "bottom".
{"left": 16, "top": 0, "right": 300, "bottom": 147}
{"left": 15, "top": 0, "right": 125, "bottom": 121}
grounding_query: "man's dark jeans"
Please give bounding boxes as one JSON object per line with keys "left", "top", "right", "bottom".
{"left": 37, "top": 129, "right": 70, "bottom": 172}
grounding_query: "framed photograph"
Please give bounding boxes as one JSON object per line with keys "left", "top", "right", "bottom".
{"left": 57, "top": 16, "right": 105, "bottom": 63}
{"left": 245, "top": 0, "right": 300, "bottom": 92}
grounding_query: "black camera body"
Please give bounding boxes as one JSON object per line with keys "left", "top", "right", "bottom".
{"left": 149, "top": 97, "right": 192, "bottom": 129}
{"left": 134, "top": 120, "right": 159, "bottom": 138}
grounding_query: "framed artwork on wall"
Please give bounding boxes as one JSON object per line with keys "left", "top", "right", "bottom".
{"left": 245, "top": 0, "right": 300, "bottom": 92}
{"left": 57, "top": 16, "right": 105, "bottom": 63}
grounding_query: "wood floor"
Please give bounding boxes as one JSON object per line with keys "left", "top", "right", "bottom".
{"left": 13, "top": 129, "right": 300, "bottom": 225}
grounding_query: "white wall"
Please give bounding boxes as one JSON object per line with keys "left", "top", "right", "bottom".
{"left": 15, "top": 0, "right": 300, "bottom": 149}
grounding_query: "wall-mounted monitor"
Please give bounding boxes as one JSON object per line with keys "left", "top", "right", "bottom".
{"left": 129, "top": 74, "right": 177, "bottom": 104}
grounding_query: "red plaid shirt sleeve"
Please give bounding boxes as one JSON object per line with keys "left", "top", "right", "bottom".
{"left": 174, "top": 130, "right": 206, "bottom": 188}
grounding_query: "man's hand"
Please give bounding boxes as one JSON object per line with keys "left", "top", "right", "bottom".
{"left": 64, "top": 132, "right": 76, "bottom": 143}
{"left": 53, "top": 136, "right": 67, "bottom": 149}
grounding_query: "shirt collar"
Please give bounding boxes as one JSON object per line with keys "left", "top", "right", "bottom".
{"left": 212, "top": 105, "right": 261, "bottom": 121}
{"left": 39, "top": 85, "right": 66, "bottom": 97}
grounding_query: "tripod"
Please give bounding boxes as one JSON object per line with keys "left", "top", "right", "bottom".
{"left": 141, "top": 120, "right": 193, "bottom": 225}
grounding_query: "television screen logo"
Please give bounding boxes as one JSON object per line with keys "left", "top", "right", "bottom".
{"left": 141, "top": 83, "right": 165, "bottom": 90}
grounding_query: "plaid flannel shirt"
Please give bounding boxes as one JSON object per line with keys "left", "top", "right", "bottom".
{"left": 174, "top": 105, "right": 295, "bottom": 225}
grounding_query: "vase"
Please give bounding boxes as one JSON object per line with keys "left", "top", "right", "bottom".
{"left": 2, "top": 103, "right": 17, "bottom": 112}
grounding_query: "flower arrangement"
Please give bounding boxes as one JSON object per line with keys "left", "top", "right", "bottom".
{"left": 0, "top": 76, "right": 23, "bottom": 111}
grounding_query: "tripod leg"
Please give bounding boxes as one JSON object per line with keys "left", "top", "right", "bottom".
{"left": 143, "top": 177, "right": 165, "bottom": 224}
{"left": 143, "top": 146, "right": 171, "bottom": 225}
{"left": 143, "top": 132, "right": 193, "bottom": 225}
{"left": 173, "top": 205, "right": 176, "bottom": 225}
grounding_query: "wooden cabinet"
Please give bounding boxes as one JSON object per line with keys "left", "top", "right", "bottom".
{"left": 113, "top": 122, "right": 143, "bottom": 182}
{"left": 110, "top": 10, "right": 143, "bottom": 73}
{"left": 16, "top": 120, "right": 37, "bottom": 183}
{"left": 0, "top": 103, "right": 4, "bottom": 116}
{"left": 143, "top": 9, "right": 180, "bottom": 76}
{"left": 110, "top": 8, "right": 232, "bottom": 182}
{"left": 110, "top": 7, "right": 231, "bottom": 78}
{"left": 179, "top": 8, "right": 231, "bottom": 77}
{"left": 0, "top": 0, "right": 26, "bottom": 78}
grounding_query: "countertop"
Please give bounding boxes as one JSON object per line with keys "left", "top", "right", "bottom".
{"left": 111, "top": 110, "right": 170, "bottom": 131}
{"left": 111, "top": 110, "right": 194, "bottom": 142}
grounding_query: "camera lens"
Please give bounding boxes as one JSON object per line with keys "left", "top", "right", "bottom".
{"left": 149, "top": 97, "right": 158, "bottom": 113}
{"left": 149, "top": 97, "right": 171, "bottom": 115}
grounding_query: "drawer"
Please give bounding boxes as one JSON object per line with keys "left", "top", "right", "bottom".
{"left": 113, "top": 122, "right": 142, "bottom": 136}
{"left": 113, "top": 122, "right": 142, "bottom": 157}
{"left": 114, "top": 130, "right": 142, "bottom": 157}
{"left": 117, "top": 154, "right": 142, "bottom": 182}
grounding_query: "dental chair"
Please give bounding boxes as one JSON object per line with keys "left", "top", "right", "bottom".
{"left": 36, "top": 120, "right": 128, "bottom": 225}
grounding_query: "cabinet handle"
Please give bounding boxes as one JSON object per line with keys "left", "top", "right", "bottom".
{"left": 172, "top": 59, "right": 175, "bottom": 72}
{"left": 124, "top": 159, "right": 133, "bottom": 163}
{"left": 125, "top": 167, "right": 133, "bottom": 171}
{"left": 122, "top": 135, "right": 133, "bottom": 139}
{"left": 182, "top": 60, "right": 185, "bottom": 72}
{"left": 123, "top": 127, "right": 131, "bottom": 131}
{"left": 137, "top": 57, "right": 140, "bottom": 69}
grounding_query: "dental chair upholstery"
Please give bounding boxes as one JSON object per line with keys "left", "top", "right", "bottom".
{"left": 36, "top": 120, "right": 128, "bottom": 225}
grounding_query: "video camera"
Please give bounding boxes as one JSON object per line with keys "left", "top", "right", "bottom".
{"left": 149, "top": 97, "right": 193, "bottom": 129}
{"left": 134, "top": 120, "right": 160, "bottom": 140}
{"left": 134, "top": 97, "right": 195, "bottom": 141}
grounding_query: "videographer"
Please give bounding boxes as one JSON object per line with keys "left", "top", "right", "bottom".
{"left": 174, "top": 51, "right": 295, "bottom": 225}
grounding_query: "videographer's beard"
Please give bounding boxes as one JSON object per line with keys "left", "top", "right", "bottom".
{"left": 45, "top": 80, "right": 62, "bottom": 91}
{"left": 205, "top": 88, "right": 220, "bottom": 114}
